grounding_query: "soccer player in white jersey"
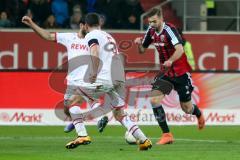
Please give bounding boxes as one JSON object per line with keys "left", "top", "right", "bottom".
{"left": 22, "top": 14, "right": 152, "bottom": 150}
{"left": 21, "top": 15, "right": 94, "bottom": 131}
{"left": 67, "top": 12, "right": 151, "bottom": 150}
{"left": 22, "top": 15, "right": 110, "bottom": 134}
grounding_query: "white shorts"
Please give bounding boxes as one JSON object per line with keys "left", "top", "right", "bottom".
{"left": 64, "top": 81, "right": 125, "bottom": 108}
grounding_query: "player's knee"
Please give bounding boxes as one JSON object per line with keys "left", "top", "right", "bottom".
{"left": 67, "top": 95, "right": 85, "bottom": 106}
{"left": 112, "top": 108, "right": 126, "bottom": 121}
{"left": 150, "top": 90, "right": 164, "bottom": 106}
{"left": 181, "top": 104, "right": 192, "bottom": 114}
{"left": 150, "top": 95, "right": 164, "bottom": 106}
{"left": 150, "top": 97, "right": 160, "bottom": 106}
{"left": 64, "top": 100, "right": 71, "bottom": 117}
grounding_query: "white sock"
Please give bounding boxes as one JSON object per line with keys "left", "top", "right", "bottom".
{"left": 121, "top": 116, "right": 147, "bottom": 143}
{"left": 69, "top": 106, "right": 88, "bottom": 137}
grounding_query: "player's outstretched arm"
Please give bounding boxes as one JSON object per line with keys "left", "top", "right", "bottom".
{"left": 134, "top": 37, "right": 146, "bottom": 54}
{"left": 21, "top": 16, "right": 55, "bottom": 41}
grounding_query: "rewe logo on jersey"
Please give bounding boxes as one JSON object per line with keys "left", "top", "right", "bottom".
{"left": 71, "top": 44, "right": 88, "bottom": 50}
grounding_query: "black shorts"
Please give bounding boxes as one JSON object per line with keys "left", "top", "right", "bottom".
{"left": 152, "top": 72, "right": 194, "bottom": 102}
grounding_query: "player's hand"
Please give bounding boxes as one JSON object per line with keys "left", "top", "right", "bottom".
{"left": 163, "top": 60, "right": 173, "bottom": 68}
{"left": 134, "top": 37, "right": 142, "bottom": 45}
{"left": 21, "top": 16, "right": 33, "bottom": 26}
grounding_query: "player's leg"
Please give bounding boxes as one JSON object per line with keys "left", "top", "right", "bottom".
{"left": 63, "top": 93, "right": 90, "bottom": 133}
{"left": 65, "top": 94, "right": 91, "bottom": 149}
{"left": 180, "top": 101, "right": 205, "bottom": 129}
{"left": 112, "top": 107, "right": 152, "bottom": 150}
{"left": 109, "top": 82, "right": 152, "bottom": 150}
{"left": 150, "top": 75, "right": 174, "bottom": 145}
{"left": 63, "top": 87, "right": 75, "bottom": 133}
{"left": 175, "top": 73, "right": 205, "bottom": 130}
{"left": 64, "top": 114, "right": 108, "bottom": 134}
{"left": 64, "top": 84, "right": 106, "bottom": 133}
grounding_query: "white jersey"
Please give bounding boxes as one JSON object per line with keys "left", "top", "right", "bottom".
{"left": 85, "top": 30, "right": 125, "bottom": 86}
{"left": 56, "top": 33, "right": 91, "bottom": 85}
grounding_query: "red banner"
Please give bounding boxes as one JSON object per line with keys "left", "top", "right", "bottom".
{"left": 0, "top": 72, "right": 63, "bottom": 108}
{"left": 185, "top": 33, "right": 240, "bottom": 71}
{"left": 1, "top": 71, "right": 240, "bottom": 125}
{"left": 1, "top": 71, "right": 240, "bottom": 110}
{"left": 0, "top": 31, "right": 239, "bottom": 70}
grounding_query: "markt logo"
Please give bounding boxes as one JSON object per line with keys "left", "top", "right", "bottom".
{"left": 206, "top": 112, "right": 236, "bottom": 123}
{"left": 0, "top": 112, "right": 43, "bottom": 123}
{"left": 0, "top": 112, "right": 10, "bottom": 122}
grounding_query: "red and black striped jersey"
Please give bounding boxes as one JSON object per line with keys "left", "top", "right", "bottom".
{"left": 142, "top": 22, "right": 192, "bottom": 77}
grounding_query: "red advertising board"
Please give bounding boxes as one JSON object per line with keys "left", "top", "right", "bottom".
{"left": 0, "top": 72, "right": 63, "bottom": 108}
{"left": 1, "top": 71, "right": 240, "bottom": 110}
{"left": 185, "top": 33, "right": 240, "bottom": 71}
{"left": 0, "top": 31, "right": 239, "bottom": 71}
{"left": 1, "top": 71, "right": 240, "bottom": 125}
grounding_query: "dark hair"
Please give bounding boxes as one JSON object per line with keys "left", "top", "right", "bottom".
{"left": 79, "top": 17, "right": 85, "bottom": 25}
{"left": 146, "top": 8, "right": 162, "bottom": 18}
{"left": 85, "top": 13, "right": 100, "bottom": 27}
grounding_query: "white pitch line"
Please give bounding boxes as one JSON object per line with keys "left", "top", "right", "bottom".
{"left": 173, "top": 138, "right": 238, "bottom": 143}
{"left": 0, "top": 136, "right": 239, "bottom": 144}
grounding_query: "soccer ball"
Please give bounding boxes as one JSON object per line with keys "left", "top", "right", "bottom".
{"left": 124, "top": 131, "right": 137, "bottom": 145}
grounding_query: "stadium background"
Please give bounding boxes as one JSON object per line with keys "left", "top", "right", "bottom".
{"left": 0, "top": 0, "right": 239, "bottom": 125}
{"left": 0, "top": 0, "right": 240, "bottom": 160}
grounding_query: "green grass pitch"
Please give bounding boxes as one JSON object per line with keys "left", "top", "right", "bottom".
{"left": 0, "top": 125, "right": 240, "bottom": 160}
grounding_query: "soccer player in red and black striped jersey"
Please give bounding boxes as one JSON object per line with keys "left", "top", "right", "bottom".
{"left": 134, "top": 8, "right": 205, "bottom": 145}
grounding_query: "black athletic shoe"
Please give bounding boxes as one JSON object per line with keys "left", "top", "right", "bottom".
{"left": 97, "top": 116, "right": 109, "bottom": 133}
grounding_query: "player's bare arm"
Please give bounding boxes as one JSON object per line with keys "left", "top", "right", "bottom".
{"left": 89, "top": 44, "right": 100, "bottom": 83}
{"left": 134, "top": 37, "right": 146, "bottom": 54}
{"left": 163, "top": 44, "right": 184, "bottom": 67}
{"left": 21, "top": 16, "right": 55, "bottom": 41}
